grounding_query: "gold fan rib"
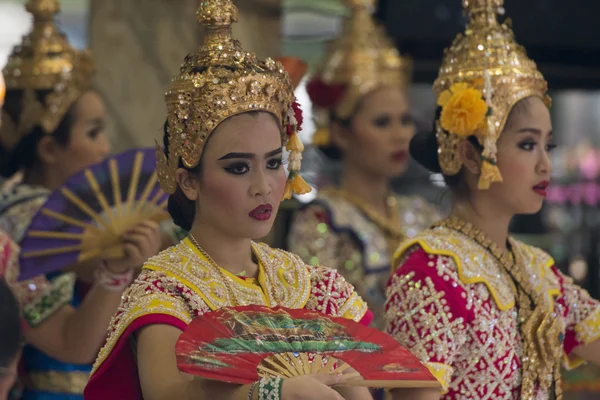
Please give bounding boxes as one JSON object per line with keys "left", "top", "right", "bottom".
{"left": 337, "top": 379, "right": 442, "bottom": 389}
{"left": 257, "top": 365, "right": 290, "bottom": 379}
{"left": 274, "top": 354, "right": 302, "bottom": 376}
{"left": 300, "top": 353, "right": 311, "bottom": 375}
{"left": 311, "top": 354, "right": 323, "bottom": 374}
{"left": 157, "top": 197, "right": 168, "bottom": 210}
{"left": 323, "top": 356, "right": 337, "bottom": 373}
{"left": 332, "top": 363, "right": 351, "bottom": 375}
{"left": 337, "top": 371, "right": 361, "bottom": 382}
{"left": 28, "top": 231, "right": 85, "bottom": 240}
{"left": 41, "top": 209, "right": 101, "bottom": 233}
{"left": 85, "top": 169, "right": 117, "bottom": 227}
{"left": 132, "top": 171, "right": 158, "bottom": 216}
{"left": 261, "top": 358, "right": 294, "bottom": 378}
{"left": 125, "top": 151, "right": 144, "bottom": 215}
{"left": 110, "top": 159, "right": 123, "bottom": 219}
{"left": 60, "top": 188, "right": 109, "bottom": 230}
{"left": 149, "top": 186, "right": 164, "bottom": 205}
{"left": 22, "top": 244, "right": 83, "bottom": 258}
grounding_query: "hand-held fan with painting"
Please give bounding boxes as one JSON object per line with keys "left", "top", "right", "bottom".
{"left": 176, "top": 305, "right": 440, "bottom": 390}
{"left": 17, "top": 148, "right": 169, "bottom": 280}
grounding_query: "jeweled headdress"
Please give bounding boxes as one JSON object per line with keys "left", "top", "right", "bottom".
{"left": 306, "top": 0, "right": 411, "bottom": 147}
{"left": 157, "top": 0, "right": 310, "bottom": 200}
{"left": 1, "top": 0, "right": 95, "bottom": 151}
{"left": 434, "top": 0, "right": 549, "bottom": 189}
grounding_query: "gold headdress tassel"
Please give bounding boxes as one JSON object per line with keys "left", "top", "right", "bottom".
{"left": 283, "top": 103, "right": 311, "bottom": 200}
{"left": 477, "top": 70, "right": 502, "bottom": 189}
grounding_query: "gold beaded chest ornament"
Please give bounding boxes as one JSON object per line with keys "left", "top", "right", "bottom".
{"left": 156, "top": 0, "right": 310, "bottom": 201}
{"left": 306, "top": 0, "right": 412, "bottom": 147}
{"left": 0, "top": 0, "right": 94, "bottom": 152}
{"left": 435, "top": 0, "right": 550, "bottom": 190}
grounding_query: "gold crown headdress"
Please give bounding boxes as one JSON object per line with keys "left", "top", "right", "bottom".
{"left": 434, "top": 0, "right": 549, "bottom": 189}
{"left": 307, "top": 0, "right": 412, "bottom": 147}
{"left": 1, "top": 0, "right": 94, "bottom": 151}
{"left": 157, "top": 0, "right": 310, "bottom": 200}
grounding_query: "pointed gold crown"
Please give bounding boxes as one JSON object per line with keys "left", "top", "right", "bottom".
{"left": 433, "top": 0, "right": 549, "bottom": 189}
{"left": 307, "top": 0, "right": 411, "bottom": 121}
{"left": 1, "top": 0, "right": 94, "bottom": 149}
{"left": 158, "top": 0, "right": 303, "bottom": 196}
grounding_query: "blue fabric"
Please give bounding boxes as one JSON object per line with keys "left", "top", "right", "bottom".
{"left": 21, "top": 278, "right": 89, "bottom": 400}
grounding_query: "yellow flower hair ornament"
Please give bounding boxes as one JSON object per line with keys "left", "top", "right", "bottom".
{"left": 283, "top": 100, "right": 312, "bottom": 200}
{"left": 437, "top": 78, "right": 503, "bottom": 190}
{"left": 437, "top": 82, "right": 488, "bottom": 137}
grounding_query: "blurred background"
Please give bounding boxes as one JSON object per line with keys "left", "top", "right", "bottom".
{"left": 2, "top": 0, "right": 600, "bottom": 396}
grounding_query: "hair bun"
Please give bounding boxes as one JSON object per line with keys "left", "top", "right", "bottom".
{"left": 409, "top": 130, "right": 442, "bottom": 174}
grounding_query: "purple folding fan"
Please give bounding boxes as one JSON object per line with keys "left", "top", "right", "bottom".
{"left": 18, "top": 148, "right": 170, "bottom": 280}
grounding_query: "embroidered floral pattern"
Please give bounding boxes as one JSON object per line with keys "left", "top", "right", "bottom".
{"left": 92, "top": 240, "right": 368, "bottom": 374}
{"left": 386, "top": 227, "right": 600, "bottom": 400}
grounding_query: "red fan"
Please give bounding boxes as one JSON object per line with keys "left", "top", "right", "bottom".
{"left": 176, "top": 305, "right": 440, "bottom": 389}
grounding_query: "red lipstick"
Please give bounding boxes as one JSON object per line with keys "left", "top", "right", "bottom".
{"left": 533, "top": 180, "right": 550, "bottom": 197}
{"left": 391, "top": 151, "right": 408, "bottom": 163}
{"left": 249, "top": 204, "right": 273, "bottom": 221}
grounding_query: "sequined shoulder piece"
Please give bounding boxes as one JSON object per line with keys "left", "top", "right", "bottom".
{"left": 252, "top": 242, "right": 312, "bottom": 308}
{"left": 393, "top": 227, "right": 517, "bottom": 311}
{"left": 144, "top": 239, "right": 311, "bottom": 310}
{"left": 91, "top": 265, "right": 205, "bottom": 375}
{"left": 509, "top": 239, "right": 561, "bottom": 310}
{"left": 0, "top": 184, "right": 49, "bottom": 242}
{"left": 305, "top": 264, "right": 368, "bottom": 322}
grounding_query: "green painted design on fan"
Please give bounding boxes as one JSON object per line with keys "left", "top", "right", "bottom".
{"left": 187, "top": 354, "right": 232, "bottom": 369}
{"left": 225, "top": 312, "right": 350, "bottom": 339}
{"left": 204, "top": 338, "right": 381, "bottom": 354}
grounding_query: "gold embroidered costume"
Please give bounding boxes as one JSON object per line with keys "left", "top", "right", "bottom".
{"left": 84, "top": 1, "right": 370, "bottom": 398}
{"left": 386, "top": 221, "right": 600, "bottom": 399}
{"left": 293, "top": 0, "right": 436, "bottom": 329}
{"left": 384, "top": 1, "right": 600, "bottom": 399}
{"left": 289, "top": 189, "right": 438, "bottom": 329}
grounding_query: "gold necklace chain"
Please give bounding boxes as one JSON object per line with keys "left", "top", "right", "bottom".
{"left": 435, "top": 215, "right": 563, "bottom": 400}
{"left": 321, "top": 187, "right": 404, "bottom": 243}
{"left": 188, "top": 235, "right": 279, "bottom": 307}
{"left": 188, "top": 234, "right": 241, "bottom": 306}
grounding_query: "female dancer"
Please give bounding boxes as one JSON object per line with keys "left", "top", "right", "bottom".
{"left": 288, "top": 0, "right": 438, "bottom": 329}
{"left": 386, "top": 1, "right": 600, "bottom": 399}
{"left": 83, "top": 1, "right": 386, "bottom": 399}
{"left": 0, "top": 1, "right": 162, "bottom": 398}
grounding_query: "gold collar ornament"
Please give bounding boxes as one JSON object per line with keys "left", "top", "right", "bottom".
{"left": 306, "top": 0, "right": 411, "bottom": 147}
{"left": 156, "top": 0, "right": 310, "bottom": 200}
{"left": 437, "top": 216, "right": 564, "bottom": 399}
{"left": 1, "top": 0, "right": 95, "bottom": 151}
{"left": 435, "top": 0, "right": 550, "bottom": 190}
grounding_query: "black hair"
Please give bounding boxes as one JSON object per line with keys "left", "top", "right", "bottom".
{"left": 0, "top": 278, "right": 21, "bottom": 371}
{"left": 410, "top": 98, "right": 533, "bottom": 197}
{"left": 0, "top": 90, "right": 76, "bottom": 178}
{"left": 163, "top": 121, "right": 201, "bottom": 232}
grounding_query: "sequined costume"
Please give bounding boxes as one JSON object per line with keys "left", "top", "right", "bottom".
{"left": 0, "top": 0, "right": 98, "bottom": 394}
{"left": 291, "top": 0, "right": 435, "bottom": 331}
{"left": 385, "top": 221, "right": 600, "bottom": 399}
{"left": 384, "top": 1, "right": 600, "bottom": 398}
{"left": 0, "top": 183, "right": 89, "bottom": 399}
{"left": 84, "top": 0, "right": 371, "bottom": 397}
{"left": 84, "top": 239, "right": 371, "bottom": 399}
{"left": 289, "top": 190, "right": 438, "bottom": 329}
